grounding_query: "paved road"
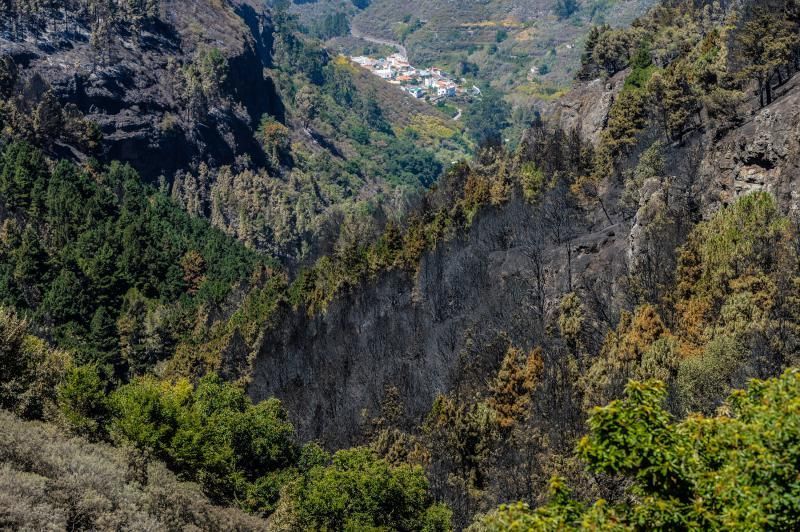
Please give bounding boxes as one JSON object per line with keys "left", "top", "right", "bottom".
{"left": 351, "top": 25, "right": 408, "bottom": 58}
{"left": 453, "top": 107, "right": 462, "bottom": 121}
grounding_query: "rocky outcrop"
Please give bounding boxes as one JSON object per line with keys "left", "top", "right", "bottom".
{"left": 1, "top": 0, "right": 282, "bottom": 182}
{"left": 696, "top": 75, "right": 800, "bottom": 216}
{"left": 551, "top": 70, "right": 628, "bottom": 145}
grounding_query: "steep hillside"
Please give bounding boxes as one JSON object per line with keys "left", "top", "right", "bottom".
{"left": 249, "top": 66, "right": 800, "bottom": 443}
{"left": 0, "top": 0, "right": 470, "bottom": 262}
{"left": 1, "top": 0, "right": 280, "bottom": 180}
{"left": 2, "top": 0, "right": 800, "bottom": 530}
{"left": 238, "top": 86, "right": 800, "bottom": 525}
{"left": 248, "top": 74, "right": 800, "bottom": 527}
{"left": 238, "top": 0, "right": 800, "bottom": 525}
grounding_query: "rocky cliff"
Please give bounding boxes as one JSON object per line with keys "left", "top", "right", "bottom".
{"left": 695, "top": 74, "right": 800, "bottom": 216}
{"left": 1, "top": 0, "right": 281, "bottom": 181}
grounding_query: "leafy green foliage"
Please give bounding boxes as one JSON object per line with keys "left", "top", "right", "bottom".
{"left": 110, "top": 374, "right": 298, "bottom": 514}
{"left": 384, "top": 135, "right": 444, "bottom": 188}
{"left": 475, "top": 369, "right": 800, "bottom": 529}
{"left": 292, "top": 447, "right": 452, "bottom": 531}
{"left": 464, "top": 89, "right": 511, "bottom": 147}
{"left": 0, "top": 306, "right": 72, "bottom": 420}
{"left": 58, "top": 363, "right": 110, "bottom": 438}
{"left": 312, "top": 12, "right": 351, "bottom": 40}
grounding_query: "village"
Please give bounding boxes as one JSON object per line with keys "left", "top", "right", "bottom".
{"left": 349, "top": 52, "right": 479, "bottom": 103}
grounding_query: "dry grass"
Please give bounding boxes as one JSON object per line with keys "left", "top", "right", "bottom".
{"left": 0, "top": 411, "right": 268, "bottom": 531}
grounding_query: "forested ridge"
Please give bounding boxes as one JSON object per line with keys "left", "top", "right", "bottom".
{"left": 2, "top": 0, "right": 800, "bottom": 530}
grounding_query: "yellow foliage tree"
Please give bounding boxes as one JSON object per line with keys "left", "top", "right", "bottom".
{"left": 488, "top": 347, "right": 544, "bottom": 429}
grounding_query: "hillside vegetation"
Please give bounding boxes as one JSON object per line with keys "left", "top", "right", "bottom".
{"left": 0, "top": 410, "right": 269, "bottom": 531}
{"left": 2, "top": 0, "right": 800, "bottom": 530}
{"left": 1, "top": 0, "right": 470, "bottom": 264}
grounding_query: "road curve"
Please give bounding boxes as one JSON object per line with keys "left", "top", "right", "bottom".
{"left": 351, "top": 25, "right": 408, "bottom": 58}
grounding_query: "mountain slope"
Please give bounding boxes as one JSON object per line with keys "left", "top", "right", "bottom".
{"left": 237, "top": 0, "right": 800, "bottom": 524}
{"left": 2, "top": 0, "right": 800, "bottom": 529}
{"left": 1, "top": 0, "right": 470, "bottom": 263}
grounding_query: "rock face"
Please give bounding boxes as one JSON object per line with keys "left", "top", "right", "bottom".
{"left": 248, "top": 195, "right": 628, "bottom": 448}
{"left": 552, "top": 70, "right": 628, "bottom": 145}
{"left": 248, "top": 73, "right": 800, "bottom": 449}
{"left": 1, "top": 0, "right": 281, "bottom": 182}
{"left": 696, "top": 75, "right": 800, "bottom": 216}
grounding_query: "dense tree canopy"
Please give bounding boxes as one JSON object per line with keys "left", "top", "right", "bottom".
{"left": 0, "top": 142, "right": 264, "bottom": 377}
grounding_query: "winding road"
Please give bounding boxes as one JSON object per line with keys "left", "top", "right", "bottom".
{"left": 351, "top": 25, "right": 408, "bottom": 58}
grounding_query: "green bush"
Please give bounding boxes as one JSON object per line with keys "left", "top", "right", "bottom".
{"left": 294, "top": 447, "right": 451, "bottom": 531}
{"left": 474, "top": 369, "right": 800, "bottom": 529}
{"left": 0, "top": 306, "right": 72, "bottom": 420}
{"left": 57, "top": 364, "right": 109, "bottom": 439}
{"left": 110, "top": 374, "right": 298, "bottom": 513}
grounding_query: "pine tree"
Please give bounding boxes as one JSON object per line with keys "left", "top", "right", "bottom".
{"left": 89, "top": 306, "right": 118, "bottom": 366}
{"left": 488, "top": 347, "right": 544, "bottom": 429}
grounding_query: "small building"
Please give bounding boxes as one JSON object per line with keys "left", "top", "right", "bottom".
{"left": 351, "top": 56, "right": 377, "bottom": 68}
{"left": 407, "top": 87, "right": 426, "bottom": 98}
{"left": 436, "top": 80, "right": 456, "bottom": 97}
{"left": 375, "top": 67, "right": 395, "bottom": 80}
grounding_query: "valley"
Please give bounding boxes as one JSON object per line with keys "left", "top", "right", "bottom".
{"left": 2, "top": 0, "right": 800, "bottom": 530}
{"left": 293, "top": 0, "right": 657, "bottom": 106}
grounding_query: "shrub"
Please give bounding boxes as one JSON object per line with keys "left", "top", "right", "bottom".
{"left": 473, "top": 369, "right": 800, "bottom": 529}
{"left": 0, "top": 306, "right": 73, "bottom": 420}
{"left": 110, "top": 374, "right": 298, "bottom": 513}
{"left": 0, "top": 410, "right": 268, "bottom": 531}
{"left": 293, "top": 447, "right": 450, "bottom": 531}
{"left": 58, "top": 364, "right": 110, "bottom": 439}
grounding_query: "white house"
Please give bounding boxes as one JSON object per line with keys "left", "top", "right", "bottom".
{"left": 375, "top": 67, "right": 395, "bottom": 80}
{"left": 436, "top": 80, "right": 456, "bottom": 97}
